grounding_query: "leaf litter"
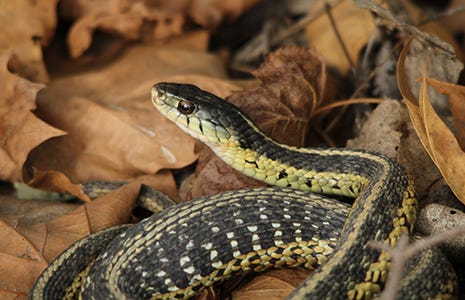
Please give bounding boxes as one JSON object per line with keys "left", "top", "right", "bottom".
{"left": 2, "top": 0, "right": 465, "bottom": 299}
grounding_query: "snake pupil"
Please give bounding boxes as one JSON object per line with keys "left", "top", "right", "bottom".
{"left": 177, "top": 100, "right": 196, "bottom": 115}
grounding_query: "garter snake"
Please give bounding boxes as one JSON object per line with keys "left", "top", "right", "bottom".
{"left": 29, "top": 82, "right": 457, "bottom": 299}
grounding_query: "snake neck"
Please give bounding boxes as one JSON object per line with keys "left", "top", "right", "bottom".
{"left": 204, "top": 123, "right": 382, "bottom": 199}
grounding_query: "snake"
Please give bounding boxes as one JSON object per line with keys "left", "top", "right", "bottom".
{"left": 29, "top": 82, "right": 457, "bottom": 299}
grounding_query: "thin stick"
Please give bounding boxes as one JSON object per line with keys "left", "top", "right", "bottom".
{"left": 370, "top": 226, "right": 465, "bottom": 300}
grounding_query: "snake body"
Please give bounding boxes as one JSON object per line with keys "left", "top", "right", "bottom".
{"left": 150, "top": 83, "right": 417, "bottom": 298}
{"left": 29, "top": 82, "right": 457, "bottom": 299}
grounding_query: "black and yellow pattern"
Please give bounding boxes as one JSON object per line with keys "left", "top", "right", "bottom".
{"left": 81, "top": 188, "right": 349, "bottom": 298}
{"left": 29, "top": 82, "right": 457, "bottom": 299}
{"left": 151, "top": 82, "right": 419, "bottom": 299}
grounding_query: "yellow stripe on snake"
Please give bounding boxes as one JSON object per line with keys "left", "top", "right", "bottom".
{"left": 29, "top": 83, "right": 457, "bottom": 299}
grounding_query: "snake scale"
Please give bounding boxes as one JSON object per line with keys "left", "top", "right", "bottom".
{"left": 29, "top": 82, "right": 457, "bottom": 299}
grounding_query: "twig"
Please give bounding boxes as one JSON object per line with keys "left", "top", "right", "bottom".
{"left": 324, "top": 2, "right": 355, "bottom": 71}
{"left": 369, "top": 226, "right": 465, "bottom": 300}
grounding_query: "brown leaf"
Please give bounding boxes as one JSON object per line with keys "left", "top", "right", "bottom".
{"left": 0, "top": 53, "right": 65, "bottom": 182}
{"left": 0, "top": 218, "right": 48, "bottom": 299}
{"left": 0, "top": 1, "right": 57, "bottom": 47}
{"left": 61, "top": 0, "right": 260, "bottom": 58}
{"left": 231, "top": 268, "right": 311, "bottom": 300}
{"left": 398, "top": 41, "right": 465, "bottom": 205}
{"left": 305, "top": 0, "right": 374, "bottom": 74}
{"left": 27, "top": 169, "right": 91, "bottom": 202}
{"left": 0, "top": 0, "right": 57, "bottom": 82}
{"left": 0, "top": 195, "right": 78, "bottom": 228}
{"left": 0, "top": 182, "right": 142, "bottom": 297}
{"left": 28, "top": 35, "right": 232, "bottom": 184}
{"left": 30, "top": 95, "right": 191, "bottom": 182}
{"left": 229, "top": 46, "right": 325, "bottom": 147}
{"left": 424, "top": 78, "right": 465, "bottom": 150}
{"left": 65, "top": 2, "right": 186, "bottom": 58}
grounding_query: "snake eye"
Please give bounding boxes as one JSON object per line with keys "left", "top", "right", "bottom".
{"left": 177, "top": 100, "right": 196, "bottom": 115}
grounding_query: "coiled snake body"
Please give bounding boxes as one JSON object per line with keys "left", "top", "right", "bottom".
{"left": 29, "top": 83, "right": 457, "bottom": 299}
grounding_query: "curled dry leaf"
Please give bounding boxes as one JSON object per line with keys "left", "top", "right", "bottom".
{"left": 65, "top": 1, "right": 185, "bottom": 58}
{"left": 0, "top": 53, "right": 65, "bottom": 182}
{"left": 61, "top": 0, "right": 258, "bottom": 58}
{"left": 229, "top": 46, "right": 325, "bottom": 147}
{"left": 398, "top": 41, "right": 465, "bottom": 205}
{"left": 0, "top": 182, "right": 141, "bottom": 298}
{"left": 27, "top": 169, "right": 91, "bottom": 202}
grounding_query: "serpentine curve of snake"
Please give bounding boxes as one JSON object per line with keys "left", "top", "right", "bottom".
{"left": 28, "top": 82, "right": 457, "bottom": 300}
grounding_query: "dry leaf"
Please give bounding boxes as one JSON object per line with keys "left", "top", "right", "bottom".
{"left": 0, "top": 0, "right": 57, "bottom": 82}
{"left": 230, "top": 46, "right": 325, "bottom": 147}
{"left": 0, "top": 172, "right": 177, "bottom": 296}
{"left": 30, "top": 95, "right": 190, "bottom": 182}
{"left": 420, "top": 22, "right": 465, "bottom": 63}
{"left": 0, "top": 219, "right": 48, "bottom": 299}
{"left": 305, "top": 0, "right": 374, "bottom": 74}
{"left": 61, "top": 0, "right": 258, "bottom": 58}
{"left": 28, "top": 34, "right": 230, "bottom": 184}
{"left": 424, "top": 78, "right": 465, "bottom": 150}
{"left": 398, "top": 41, "right": 465, "bottom": 204}
{"left": 0, "top": 195, "right": 78, "bottom": 228}
{"left": 0, "top": 182, "right": 142, "bottom": 297}
{"left": 27, "top": 169, "right": 91, "bottom": 202}
{"left": 0, "top": 53, "right": 65, "bottom": 182}
{"left": 65, "top": 1, "right": 185, "bottom": 58}
{"left": 354, "top": 0, "right": 455, "bottom": 55}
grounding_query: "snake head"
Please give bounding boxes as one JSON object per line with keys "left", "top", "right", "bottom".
{"left": 152, "top": 82, "right": 250, "bottom": 147}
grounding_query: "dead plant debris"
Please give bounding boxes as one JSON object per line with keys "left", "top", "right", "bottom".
{"left": 2, "top": 0, "right": 465, "bottom": 299}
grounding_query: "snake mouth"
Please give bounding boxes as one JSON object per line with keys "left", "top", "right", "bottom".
{"left": 151, "top": 84, "right": 165, "bottom": 106}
